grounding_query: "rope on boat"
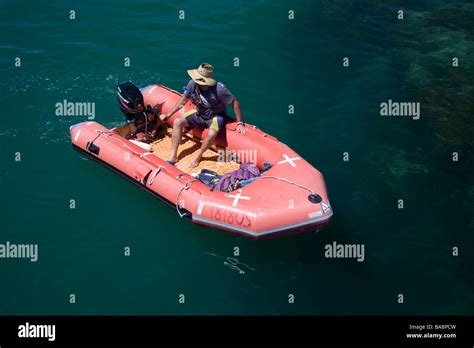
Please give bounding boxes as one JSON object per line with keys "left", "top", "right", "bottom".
{"left": 92, "top": 130, "right": 200, "bottom": 218}
{"left": 250, "top": 175, "right": 316, "bottom": 195}
{"left": 94, "top": 130, "right": 170, "bottom": 186}
{"left": 175, "top": 175, "right": 197, "bottom": 218}
{"left": 149, "top": 165, "right": 168, "bottom": 185}
{"left": 94, "top": 130, "right": 151, "bottom": 159}
{"left": 93, "top": 131, "right": 318, "bottom": 214}
{"left": 89, "top": 131, "right": 103, "bottom": 145}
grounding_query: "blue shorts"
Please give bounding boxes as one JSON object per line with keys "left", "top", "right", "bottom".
{"left": 184, "top": 112, "right": 224, "bottom": 132}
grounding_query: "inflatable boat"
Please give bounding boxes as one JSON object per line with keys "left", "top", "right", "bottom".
{"left": 69, "top": 84, "right": 333, "bottom": 239}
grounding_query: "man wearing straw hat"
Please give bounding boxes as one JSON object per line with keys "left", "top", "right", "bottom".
{"left": 160, "top": 63, "right": 247, "bottom": 168}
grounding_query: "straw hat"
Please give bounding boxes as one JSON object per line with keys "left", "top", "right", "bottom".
{"left": 187, "top": 63, "right": 217, "bottom": 86}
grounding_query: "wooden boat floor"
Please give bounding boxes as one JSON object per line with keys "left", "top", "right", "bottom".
{"left": 150, "top": 129, "right": 240, "bottom": 175}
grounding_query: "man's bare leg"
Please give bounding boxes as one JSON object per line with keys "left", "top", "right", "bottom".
{"left": 167, "top": 117, "right": 188, "bottom": 163}
{"left": 189, "top": 127, "right": 218, "bottom": 168}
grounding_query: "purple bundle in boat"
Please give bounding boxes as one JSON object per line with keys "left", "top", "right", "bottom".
{"left": 215, "top": 163, "right": 260, "bottom": 192}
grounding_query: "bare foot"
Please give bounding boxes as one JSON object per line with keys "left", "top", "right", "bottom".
{"left": 189, "top": 155, "right": 202, "bottom": 168}
{"left": 166, "top": 156, "right": 178, "bottom": 164}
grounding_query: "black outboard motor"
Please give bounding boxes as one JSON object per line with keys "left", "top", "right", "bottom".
{"left": 117, "top": 82, "right": 161, "bottom": 137}
{"left": 117, "top": 82, "right": 145, "bottom": 122}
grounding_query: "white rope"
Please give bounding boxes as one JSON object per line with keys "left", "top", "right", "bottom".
{"left": 175, "top": 175, "right": 314, "bottom": 218}
{"left": 93, "top": 130, "right": 199, "bottom": 218}
{"left": 176, "top": 177, "right": 196, "bottom": 218}
{"left": 93, "top": 130, "right": 316, "bottom": 211}
{"left": 95, "top": 130, "right": 147, "bottom": 158}
{"left": 94, "top": 130, "right": 171, "bottom": 187}
{"left": 149, "top": 166, "right": 167, "bottom": 185}
{"left": 249, "top": 175, "right": 315, "bottom": 195}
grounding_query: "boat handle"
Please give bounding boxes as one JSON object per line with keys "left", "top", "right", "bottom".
{"left": 149, "top": 166, "right": 166, "bottom": 185}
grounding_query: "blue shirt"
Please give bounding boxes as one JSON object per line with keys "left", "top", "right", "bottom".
{"left": 183, "top": 79, "right": 235, "bottom": 119}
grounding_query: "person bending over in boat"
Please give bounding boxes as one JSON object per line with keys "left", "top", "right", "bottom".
{"left": 129, "top": 104, "right": 163, "bottom": 142}
{"left": 159, "top": 63, "right": 246, "bottom": 168}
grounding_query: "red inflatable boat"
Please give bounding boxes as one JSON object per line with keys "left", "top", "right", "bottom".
{"left": 69, "top": 84, "right": 333, "bottom": 239}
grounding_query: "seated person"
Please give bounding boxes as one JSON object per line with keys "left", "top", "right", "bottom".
{"left": 159, "top": 63, "right": 247, "bottom": 168}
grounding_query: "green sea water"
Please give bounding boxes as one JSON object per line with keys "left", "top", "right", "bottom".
{"left": 0, "top": 0, "right": 473, "bottom": 315}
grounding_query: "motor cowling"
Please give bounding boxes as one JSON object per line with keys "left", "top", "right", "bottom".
{"left": 117, "top": 82, "right": 145, "bottom": 122}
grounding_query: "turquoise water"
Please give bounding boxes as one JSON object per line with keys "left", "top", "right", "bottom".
{"left": 0, "top": 0, "right": 473, "bottom": 315}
